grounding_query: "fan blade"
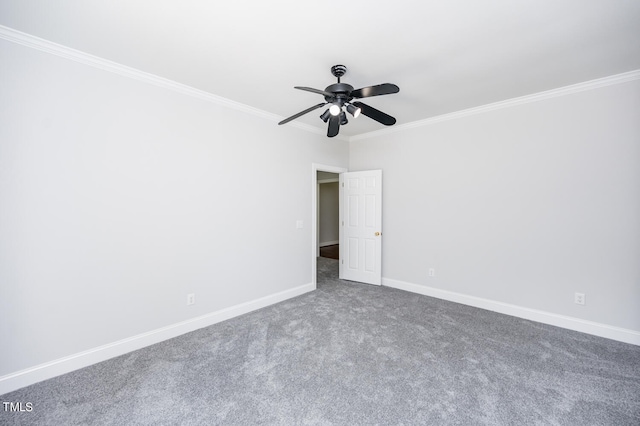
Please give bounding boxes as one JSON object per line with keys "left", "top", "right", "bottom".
{"left": 351, "top": 83, "right": 399, "bottom": 99}
{"left": 295, "top": 86, "right": 335, "bottom": 98}
{"left": 278, "top": 103, "right": 327, "bottom": 125}
{"left": 327, "top": 115, "right": 340, "bottom": 137}
{"left": 352, "top": 101, "right": 396, "bottom": 126}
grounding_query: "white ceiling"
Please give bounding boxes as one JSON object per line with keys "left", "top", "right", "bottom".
{"left": 2, "top": 0, "right": 639, "bottom": 137}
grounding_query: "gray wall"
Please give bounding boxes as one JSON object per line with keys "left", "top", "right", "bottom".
{"left": 0, "top": 38, "right": 348, "bottom": 383}
{"left": 350, "top": 79, "right": 640, "bottom": 333}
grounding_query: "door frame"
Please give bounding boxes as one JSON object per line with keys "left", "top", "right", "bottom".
{"left": 311, "top": 163, "right": 348, "bottom": 289}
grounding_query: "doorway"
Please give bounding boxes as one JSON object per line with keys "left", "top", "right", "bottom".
{"left": 311, "top": 165, "right": 383, "bottom": 287}
{"left": 311, "top": 164, "right": 347, "bottom": 289}
{"left": 317, "top": 171, "right": 339, "bottom": 259}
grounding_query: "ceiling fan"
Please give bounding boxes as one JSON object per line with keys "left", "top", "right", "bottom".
{"left": 278, "top": 65, "right": 399, "bottom": 137}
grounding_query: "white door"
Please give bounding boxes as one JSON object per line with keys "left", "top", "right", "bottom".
{"left": 339, "top": 170, "right": 382, "bottom": 285}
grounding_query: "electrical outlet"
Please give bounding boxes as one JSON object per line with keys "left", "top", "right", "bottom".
{"left": 187, "top": 293, "right": 195, "bottom": 306}
{"left": 428, "top": 268, "right": 435, "bottom": 277}
{"left": 574, "top": 292, "right": 585, "bottom": 305}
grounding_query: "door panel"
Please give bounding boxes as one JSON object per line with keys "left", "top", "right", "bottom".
{"left": 348, "top": 237, "right": 358, "bottom": 269}
{"left": 339, "top": 170, "right": 382, "bottom": 285}
{"left": 348, "top": 195, "right": 359, "bottom": 225}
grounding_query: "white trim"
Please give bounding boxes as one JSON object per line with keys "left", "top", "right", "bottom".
{"left": 312, "top": 164, "right": 348, "bottom": 288}
{"left": 0, "top": 24, "right": 341, "bottom": 139}
{"left": 318, "top": 178, "right": 339, "bottom": 184}
{"left": 351, "top": 69, "right": 640, "bottom": 141}
{"left": 3, "top": 25, "right": 638, "bottom": 144}
{"left": 319, "top": 240, "right": 339, "bottom": 247}
{"left": 383, "top": 278, "right": 640, "bottom": 346}
{"left": 0, "top": 26, "right": 267, "bottom": 119}
{"left": 0, "top": 282, "right": 314, "bottom": 395}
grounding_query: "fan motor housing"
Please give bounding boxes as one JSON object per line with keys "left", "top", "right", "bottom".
{"left": 324, "top": 83, "right": 354, "bottom": 104}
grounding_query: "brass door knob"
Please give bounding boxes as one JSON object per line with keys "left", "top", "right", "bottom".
{"left": 375, "top": 232, "right": 381, "bottom": 236}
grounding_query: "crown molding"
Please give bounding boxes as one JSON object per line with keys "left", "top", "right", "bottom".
{"left": 2, "top": 25, "right": 637, "bottom": 144}
{"left": 350, "top": 69, "right": 640, "bottom": 142}
{"left": 0, "top": 25, "right": 343, "bottom": 139}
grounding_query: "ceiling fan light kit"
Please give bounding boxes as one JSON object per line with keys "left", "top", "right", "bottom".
{"left": 339, "top": 111, "right": 348, "bottom": 125}
{"left": 320, "top": 109, "right": 332, "bottom": 123}
{"left": 346, "top": 103, "right": 361, "bottom": 118}
{"left": 278, "top": 65, "right": 399, "bottom": 137}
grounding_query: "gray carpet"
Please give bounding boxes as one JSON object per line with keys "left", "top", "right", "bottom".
{"left": 2, "top": 257, "right": 639, "bottom": 425}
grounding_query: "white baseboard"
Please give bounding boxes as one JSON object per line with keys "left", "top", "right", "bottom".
{"left": 0, "top": 282, "right": 314, "bottom": 395}
{"left": 319, "top": 241, "right": 339, "bottom": 247}
{"left": 382, "top": 278, "right": 640, "bottom": 346}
